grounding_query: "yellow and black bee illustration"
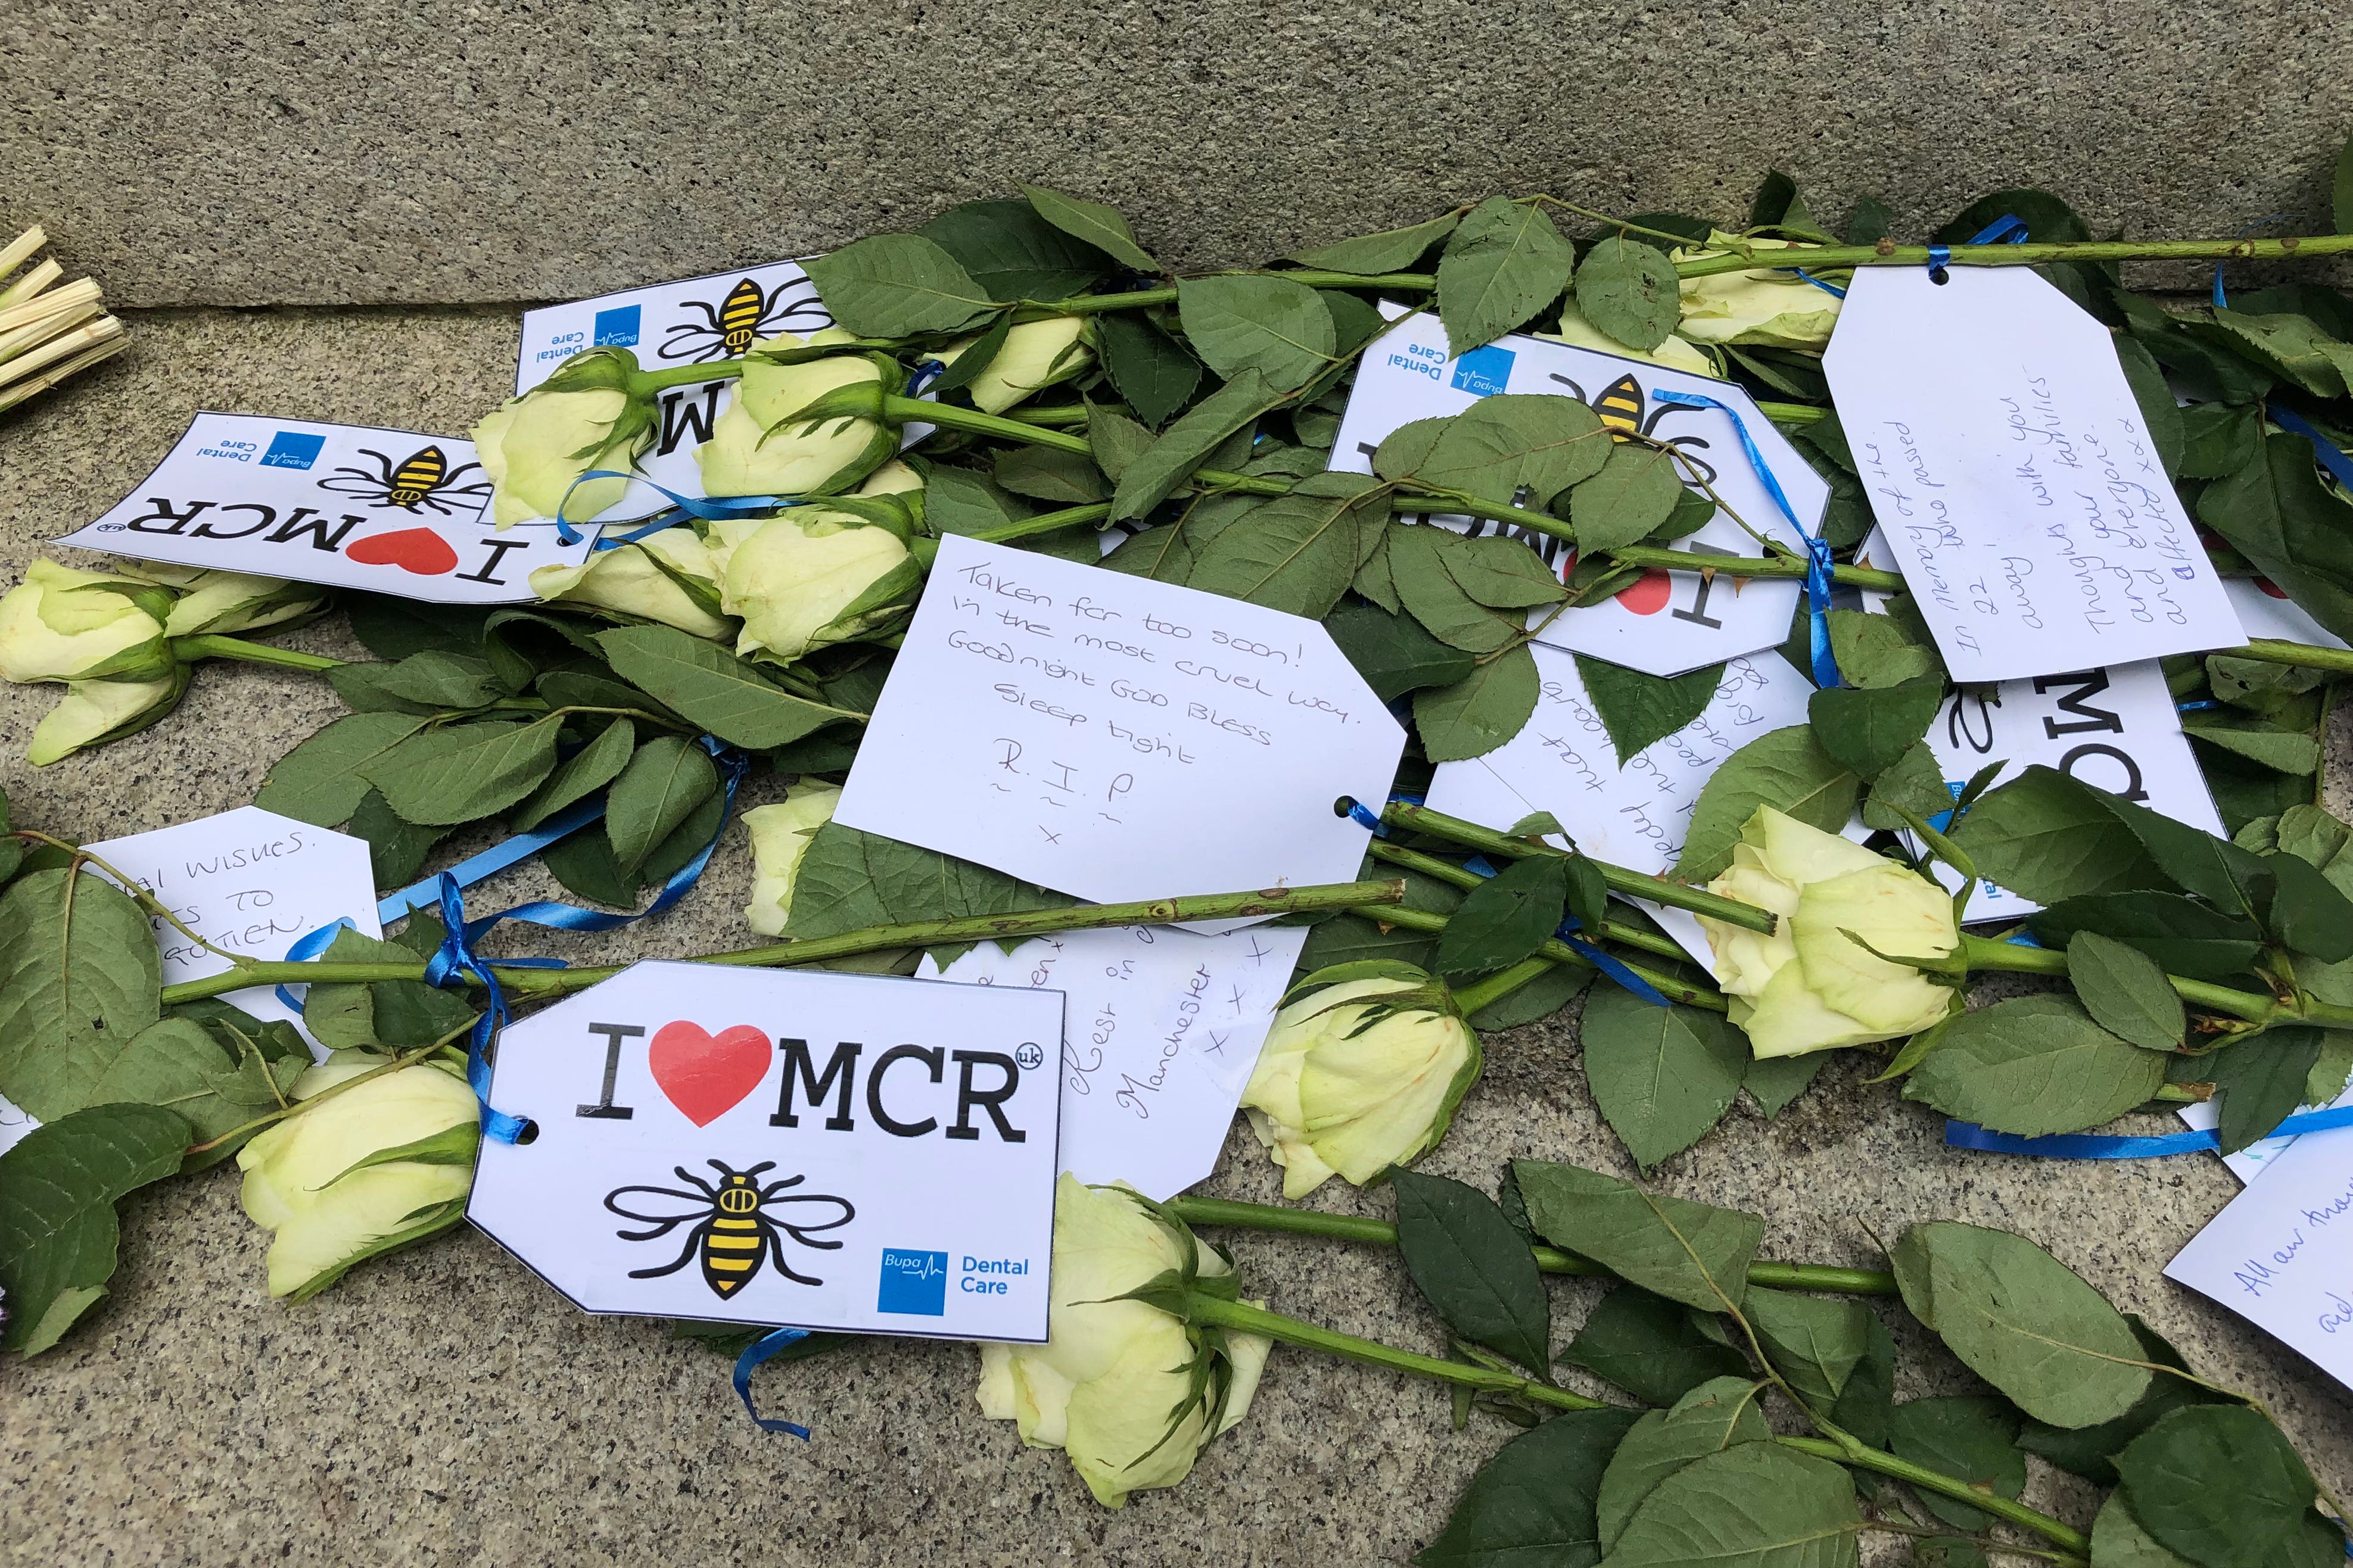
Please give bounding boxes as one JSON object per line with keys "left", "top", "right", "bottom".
{"left": 316, "top": 445, "right": 493, "bottom": 516}
{"left": 604, "top": 1160, "right": 855, "bottom": 1299}
{"left": 1546, "top": 371, "right": 1719, "bottom": 486}
{"left": 658, "top": 276, "right": 830, "bottom": 364}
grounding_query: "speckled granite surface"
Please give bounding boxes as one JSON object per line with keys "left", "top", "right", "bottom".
{"left": 0, "top": 311, "right": 2347, "bottom": 1566}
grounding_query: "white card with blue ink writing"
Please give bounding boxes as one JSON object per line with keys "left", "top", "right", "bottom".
{"left": 515, "top": 261, "right": 831, "bottom": 523}
{"left": 469, "top": 961, "right": 1061, "bottom": 1338}
{"left": 54, "top": 413, "right": 588, "bottom": 603}
{"left": 2166, "top": 1106, "right": 2353, "bottom": 1394}
{"left": 1822, "top": 267, "right": 2245, "bottom": 682}
{"left": 1912, "top": 659, "right": 2222, "bottom": 923}
{"left": 1330, "top": 316, "right": 1823, "bottom": 677}
{"left": 1424, "top": 645, "right": 1816, "bottom": 964}
{"left": 918, "top": 923, "right": 1310, "bottom": 1199}
{"left": 834, "top": 533, "right": 1406, "bottom": 912}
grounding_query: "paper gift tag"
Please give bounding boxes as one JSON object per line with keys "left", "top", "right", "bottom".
{"left": 1423, "top": 645, "right": 1817, "bottom": 963}
{"left": 515, "top": 261, "right": 832, "bottom": 525}
{"left": 1821, "top": 267, "right": 2246, "bottom": 682}
{"left": 835, "top": 534, "right": 1405, "bottom": 909}
{"left": 1330, "top": 317, "right": 1823, "bottom": 677}
{"left": 55, "top": 413, "right": 587, "bottom": 603}
{"left": 1915, "top": 659, "right": 2222, "bottom": 924}
{"left": 2165, "top": 1112, "right": 2353, "bottom": 1395}
{"left": 470, "top": 961, "right": 1061, "bottom": 1338}
{"left": 919, "top": 923, "right": 1310, "bottom": 1199}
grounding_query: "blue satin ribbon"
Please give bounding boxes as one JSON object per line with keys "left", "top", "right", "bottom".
{"left": 1786, "top": 270, "right": 1848, "bottom": 300}
{"left": 733, "top": 1326, "right": 815, "bottom": 1438}
{"left": 904, "top": 359, "right": 945, "bottom": 399}
{"left": 552, "top": 471, "right": 806, "bottom": 545}
{"left": 1949, "top": 1102, "right": 2353, "bottom": 1160}
{"left": 1925, "top": 245, "right": 1952, "bottom": 285}
{"left": 1647, "top": 388, "right": 1841, "bottom": 690}
{"left": 1345, "top": 799, "right": 1389, "bottom": 837}
{"left": 378, "top": 794, "right": 609, "bottom": 927}
{"left": 1925, "top": 215, "right": 2030, "bottom": 287}
{"left": 2268, "top": 402, "right": 2353, "bottom": 494}
{"left": 418, "top": 871, "right": 547, "bottom": 1143}
{"left": 1458, "top": 856, "right": 1670, "bottom": 1006}
{"left": 273, "top": 918, "right": 358, "bottom": 1014}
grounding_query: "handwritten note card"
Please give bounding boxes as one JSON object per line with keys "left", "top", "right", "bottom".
{"left": 55, "top": 413, "right": 591, "bottom": 603}
{"left": 919, "top": 924, "right": 1309, "bottom": 1199}
{"left": 1424, "top": 645, "right": 1817, "bottom": 962}
{"left": 2167, "top": 1115, "right": 2353, "bottom": 1394}
{"left": 471, "top": 961, "right": 1061, "bottom": 1338}
{"left": 836, "top": 534, "right": 1405, "bottom": 908}
{"left": 1331, "top": 316, "right": 1825, "bottom": 677}
{"left": 515, "top": 261, "right": 830, "bottom": 525}
{"left": 1822, "top": 267, "right": 2246, "bottom": 682}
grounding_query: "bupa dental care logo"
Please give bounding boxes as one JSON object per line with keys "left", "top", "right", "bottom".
{"left": 877, "top": 1248, "right": 948, "bottom": 1316}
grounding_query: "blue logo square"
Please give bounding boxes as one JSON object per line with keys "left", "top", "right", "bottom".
{"left": 259, "top": 431, "right": 326, "bottom": 470}
{"left": 877, "top": 1248, "right": 948, "bottom": 1316}
{"left": 593, "top": 305, "right": 642, "bottom": 348}
{"left": 1451, "top": 344, "right": 1515, "bottom": 397}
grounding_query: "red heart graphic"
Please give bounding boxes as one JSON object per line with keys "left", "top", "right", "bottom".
{"left": 344, "top": 527, "right": 459, "bottom": 575}
{"left": 1614, "top": 570, "right": 1673, "bottom": 616}
{"left": 648, "top": 1021, "right": 771, "bottom": 1127}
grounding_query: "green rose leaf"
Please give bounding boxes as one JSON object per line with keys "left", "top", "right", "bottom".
{"left": 1582, "top": 990, "right": 1746, "bottom": 1169}
{"left": 2199, "top": 309, "right": 2353, "bottom": 398}
{"left": 326, "top": 650, "right": 505, "bottom": 716}
{"left": 2016, "top": 1316, "right": 2231, "bottom": 1488}
{"left": 1176, "top": 275, "right": 1337, "bottom": 393}
{"left": 2115, "top": 336, "right": 2188, "bottom": 479}
{"left": 1287, "top": 213, "right": 1461, "bottom": 275}
{"left": 0, "top": 1103, "right": 191, "bottom": 1355}
{"left": 1186, "top": 472, "right": 1386, "bottom": 618}
{"left": 916, "top": 198, "right": 1111, "bottom": 302}
{"left": 1515, "top": 1159, "right": 1760, "bottom": 1313}
{"left": 1823, "top": 608, "right": 1939, "bottom": 690}
{"left": 1830, "top": 1307, "right": 1898, "bottom": 1448}
{"left": 2116, "top": 1405, "right": 2343, "bottom": 1568}
{"left": 343, "top": 788, "right": 446, "bottom": 889}
{"left": 2065, "top": 930, "right": 2186, "bottom": 1049}
{"left": 362, "top": 716, "right": 561, "bottom": 827}
{"left": 2025, "top": 893, "right": 2263, "bottom": 982}
{"left": 1604, "top": 1442, "right": 1862, "bottom": 1568}
{"left": 2090, "top": 1495, "right": 2202, "bottom": 1568}
{"left": 255, "top": 712, "right": 433, "bottom": 827}
{"left": 1806, "top": 675, "right": 1945, "bottom": 782}
{"left": 1573, "top": 236, "right": 1682, "bottom": 353}
{"left": 302, "top": 926, "right": 477, "bottom": 1052}
{"left": 1861, "top": 741, "right": 1954, "bottom": 832}
{"left": 1435, "top": 197, "right": 1576, "bottom": 353}
{"left": 1595, "top": 1377, "right": 1771, "bottom": 1554}
{"left": 1084, "top": 400, "right": 1156, "bottom": 484}
{"left": 1949, "top": 765, "right": 2165, "bottom": 903}
{"left": 1888, "top": 1396, "right": 2026, "bottom": 1531}
{"left": 1745, "top": 1287, "right": 1875, "bottom": 1413}
{"left": 2179, "top": 403, "right": 2263, "bottom": 480}
{"left": 0, "top": 1014, "right": 292, "bottom": 1155}
{"left": 1901, "top": 995, "right": 2168, "bottom": 1136}
{"left": 994, "top": 444, "right": 1107, "bottom": 503}
{"left": 1557, "top": 1285, "right": 1752, "bottom": 1405}
{"left": 1744, "top": 1051, "right": 1828, "bottom": 1119}
{"left": 1415, "top": 644, "right": 1541, "bottom": 763}
{"left": 1412, "top": 1407, "right": 1641, "bottom": 1568}
{"left": 1889, "top": 1220, "right": 2151, "bottom": 1428}
{"left": 782, "top": 821, "right": 1062, "bottom": 942}
{"left": 1020, "top": 185, "right": 1159, "bottom": 274}
{"left": 804, "top": 232, "right": 997, "bottom": 337}
{"left": 511, "top": 716, "right": 636, "bottom": 833}
{"left": 1574, "top": 656, "right": 1722, "bottom": 766}
{"left": 1093, "top": 313, "right": 1201, "bottom": 428}
{"left": 1390, "top": 1169, "right": 1552, "bottom": 1376}
{"left": 1390, "top": 527, "right": 1527, "bottom": 654}
{"left": 1405, "top": 394, "right": 1611, "bottom": 510}
{"left": 923, "top": 465, "right": 1034, "bottom": 537}
{"left": 1109, "top": 369, "right": 1283, "bottom": 521}
{"left": 596, "top": 625, "right": 859, "bottom": 750}
{"left": 1676, "top": 725, "right": 1860, "bottom": 881}
{"left": 2198, "top": 422, "right": 2353, "bottom": 646}
{"left": 1564, "top": 443, "right": 1688, "bottom": 554}
{"left": 0, "top": 869, "right": 162, "bottom": 1115}
{"left": 2184, "top": 713, "right": 2321, "bottom": 775}
{"left": 603, "top": 732, "right": 720, "bottom": 875}
{"left": 1325, "top": 601, "right": 1475, "bottom": 702}
{"left": 2204, "top": 1028, "right": 2326, "bottom": 1156}
{"left": 1436, "top": 854, "right": 1570, "bottom": 979}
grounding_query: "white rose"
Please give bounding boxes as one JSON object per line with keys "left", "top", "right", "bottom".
{"left": 0, "top": 558, "right": 166, "bottom": 683}
{"left": 717, "top": 510, "right": 914, "bottom": 662}
{"left": 472, "top": 385, "right": 648, "bottom": 528}
{"left": 527, "top": 526, "right": 730, "bottom": 639}
{"left": 26, "top": 674, "right": 181, "bottom": 765}
{"left": 698, "top": 331, "right": 897, "bottom": 498}
{"left": 926, "top": 316, "right": 1093, "bottom": 414}
{"left": 1671, "top": 232, "right": 1845, "bottom": 350}
{"left": 742, "top": 781, "right": 841, "bottom": 936}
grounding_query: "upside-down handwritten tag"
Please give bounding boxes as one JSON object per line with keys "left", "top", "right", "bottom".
{"left": 515, "top": 261, "right": 832, "bottom": 524}
{"left": 54, "top": 413, "right": 589, "bottom": 603}
{"left": 918, "top": 923, "right": 1310, "bottom": 1199}
{"left": 1423, "top": 646, "right": 1816, "bottom": 963}
{"left": 2166, "top": 1111, "right": 2353, "bottom": 1394}
{"left": 1822, "top": 267, "right": 2246, "bottom": 681}
{"left": 1330, "top": 318, "right": 1825, "bottom": 676}
{"left": 469, "top": 961, "right": 1060, "bottom": 1338}
{"left": 835, "top": 534, "right": 1405, "bottom": 908}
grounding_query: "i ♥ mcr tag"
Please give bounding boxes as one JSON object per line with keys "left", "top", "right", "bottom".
{"left": 468, "top": 962, "right": 1063, "bottom": 1341}
{"left": 55, "top": 413, "right": 593, "bottom": 604}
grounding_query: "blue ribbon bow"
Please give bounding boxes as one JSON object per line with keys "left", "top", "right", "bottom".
{"left": 733, "top": 1327, "right": 816, "bottom": 1438}
{"left": 1948, "top": 1102, "right": 2353, "bottom": 1160}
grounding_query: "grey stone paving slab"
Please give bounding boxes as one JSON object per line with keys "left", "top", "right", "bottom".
{"left": 0, "top": 309, "right": 2347, "bottom": 1566}
{"left": 4, "top": 1, "right": 2351, "bottom": 306}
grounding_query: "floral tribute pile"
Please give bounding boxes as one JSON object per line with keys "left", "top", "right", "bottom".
{"left": 6, "top": 163, "right": 2353, "bottom": 1564}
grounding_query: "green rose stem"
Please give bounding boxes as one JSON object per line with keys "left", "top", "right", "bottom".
{"left": 1367, "top": 798, "right": 1778, "bottom": 934}
{"left": 1958, "top": 932, "right": 2353, "bottom": 1031}
{"left": 155, "top": 878, "right": 1407, "bottom": 1006}
{"left": 1162, "top": 1195, "right": 1897, "bottom": 1293}
{"left": 1182, "top": 1292, "right": 2092, "bottom": 1556}
{"left": 1368, "top": 840, "right": 1694, "bottom": 965}
{"left": 1672, "top": 232, "right": 2353, "bottom": 282}
{"left": 1368, "top": 905, "right": 1727, "bottom": 1012}
{"left": 169, "top": 634, "right": 346, "bottom": 672}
